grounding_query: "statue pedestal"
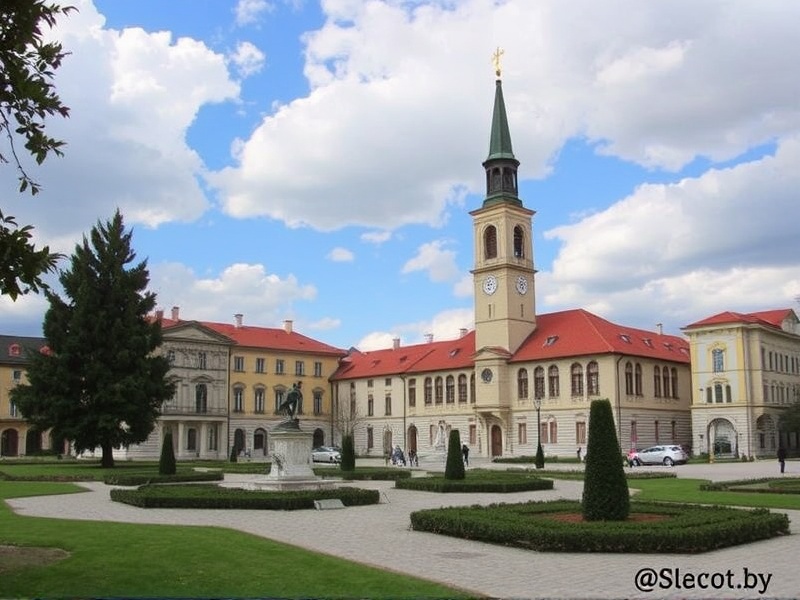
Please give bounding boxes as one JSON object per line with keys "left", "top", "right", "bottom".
{"left": 265, "top": 428, "right": 315, "bottom": 480}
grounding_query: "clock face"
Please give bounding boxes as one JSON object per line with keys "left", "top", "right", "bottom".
{"left": 481, "top": 368, "right": 493, "bottom": 383}
{"left": 482, "top": 275, "right": 498, "bottom": 295}
{"left": 515, "top": 275, "right": 528, "bottom": 295}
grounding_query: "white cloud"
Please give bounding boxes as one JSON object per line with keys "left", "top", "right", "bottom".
{"left": 327, "top": 247, "right": 355, "bottom": 262}
{"left": 150, "top": 262, "right": 316, "bottom": 327}
{"left": 229, "top": 41, "right": 266, "bottom": 77}
{"left": 361, "top": 230, "right": 392, "bottom": 245}
{"left": 355, "top": 307, "right": 474, "bottom": 351}
{"left": 235, "top": 0, "right": 273, "bottom": 26}
{"left": 401, "top": 240, "right": 459, "bottom": 283}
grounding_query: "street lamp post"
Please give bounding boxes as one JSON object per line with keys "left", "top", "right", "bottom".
{"left": 533, "top": 396, "right": 543, "bottom": 469}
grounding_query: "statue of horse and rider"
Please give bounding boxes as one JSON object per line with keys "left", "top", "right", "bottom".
{"left": 278, "top": 381, "right": 303, "bottom": 423}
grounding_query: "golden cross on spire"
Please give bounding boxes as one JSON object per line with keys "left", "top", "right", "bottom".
{"left": 492, "top": 46, "right": 504, "bottom": 78}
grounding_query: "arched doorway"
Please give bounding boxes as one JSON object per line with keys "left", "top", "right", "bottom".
{"left": 490, "top": 424, "right": 503, "bottom": 457}
{"left": 253, "top": 428, "right": 267, "bottom": 456}
{"left": 25, "top": 428, "right": 42, "bottom": 455}
{"left": 756, "top": 414, "right": 777, "bottom": 455}
{"left": 707, "top": 418, "right": 736, "bottom": 457}
{"left": 312, "top": 428, "right": 324, "bottom": 448}
{"left": 1, "top": 429, "right": 19, "bottom": 456}
{"left": 233, "top": 428, "right": 245, "bottom": 455}
{"left": 407, "top": 425, "right": 418, "bottom": 454}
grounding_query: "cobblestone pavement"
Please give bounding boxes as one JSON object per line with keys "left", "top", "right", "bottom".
{"left": 6, "top": 458, "right": 800, "bottom": 599}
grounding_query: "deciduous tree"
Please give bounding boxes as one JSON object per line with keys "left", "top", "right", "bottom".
{"left": 11, "top": 211, "right": 174, "bottom": 467}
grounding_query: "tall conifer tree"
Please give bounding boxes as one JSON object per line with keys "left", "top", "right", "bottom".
{"left": 11, "top": 211, "right": 174, "bottom": 467}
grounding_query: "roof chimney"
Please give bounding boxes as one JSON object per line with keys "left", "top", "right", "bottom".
{"left": 424, "top": 333, "right": 433, "bottom": 344}
{"left": 155, "top": 309, "right": 164, "bottom": 321}
{"left": 393, "top": 337, "right": 401, "bottom": 350}
{"left": 171, "top": 306, "right": 180, "bottom": 321}
{"left": 656, "top": 323, "right": 663, "bottom": 335}
{"left": 234, "top": 313, "right": 243, "bottom": 328}
{"left": 283, "top": 319, "right": 293, "bottom": 334}
{"left": 459, "top": 328, "right": 468, "bottom": 338}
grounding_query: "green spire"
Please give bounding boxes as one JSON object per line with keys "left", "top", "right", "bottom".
{"left": 486, "top": 78, "right": 516, "bottom": 162}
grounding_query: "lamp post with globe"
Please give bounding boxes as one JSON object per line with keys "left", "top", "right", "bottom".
{"left": 533, "top": 396, "right": 544, "bottom": 469}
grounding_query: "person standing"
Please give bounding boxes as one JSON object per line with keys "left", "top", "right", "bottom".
{"left": 462, "top": 443, "right": 470, "bottom": 466}
{"left": 778, "top": 446, "right": 787, "bottom": 474}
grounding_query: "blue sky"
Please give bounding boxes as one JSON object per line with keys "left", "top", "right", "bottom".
{"left": 2, "top": 0, "right": 799, "bottom": 351}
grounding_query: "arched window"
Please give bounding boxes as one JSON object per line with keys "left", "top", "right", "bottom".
{"left": 434, "top": 376, "right": 443, "bottom": 404}
{"left": 548, "top": 365, "right": 560, "bottom": 397}
{"left": 714, "top": 383, "right": 723, "bottom": 403}
{"left": 712, "top": 348, "right": 724, "bottom": 373}
{"left": 534, "top": 367, "right": 545, "bottom": 399}
{"left": 187, "top": 428, "right": 197, "bottom": 451}
{"left": 195, "top": 384, "right": 207, "bottom": 413}
{"left": 457, "top": 374, "right": 467, "bottom": 403}
{"left": 445, "top": 375, "right": 455, "bottom": 403}
{"left": 725, "top": 384, "right": 732, "bottom": 403}
{"left": 484, "top": 225, "right": 497, "bottom": 259}
{"left": 587, "top": 361, "right": 599, "bottom": 395}
{"left": 634, "top": 363, "right": 642, "bottom": 396}
{"left": 662, "top": 366, "right": 671, "bottom": 398}
{"left": 624, "top": 362, "right": 633, "bottom": 395}
{"left": 517, "top": 368, "right": 529, "bottom": 399}
{"left": 233, "top": 386, "right": 244, "bottom": 412}
{"left": 654, "top": 366, "right": 662, "bottom": 397}
{"left": 670, "top": 367, "right": 678, "bottom": 398}
{"left": 570, "top": 363, "right": 583, "bottom": 397}
{"left": 513, "top": 225, "right": 525, "bottom": 258}
{"left": 424, "top": 377, "right": 433, "bottom": 405}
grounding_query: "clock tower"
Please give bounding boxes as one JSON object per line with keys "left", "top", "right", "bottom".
{"left": 471, "top": 69, "right": 537, "bottom": 356}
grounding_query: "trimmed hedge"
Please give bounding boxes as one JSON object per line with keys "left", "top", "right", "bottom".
{"left": 323, "top": 467, "right": 412, "bottom": 481}
{"left": 110, "top": 484, "right": 380, "bottom": 509}
{"left": 396, "top": 472, "right": 553, "bottom": 493}
{"left": 104, "top": 471, "right": 224, "bottom": 486}
{"left": 409, "top": 500, "right": 790, "bottom": 553}
{"left": 701, "top": 477, "right": 800, "bottom": 495}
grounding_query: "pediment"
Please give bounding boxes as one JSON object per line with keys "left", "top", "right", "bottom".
{"left": 162, "top": 321, "right": 233, "bottom": 345}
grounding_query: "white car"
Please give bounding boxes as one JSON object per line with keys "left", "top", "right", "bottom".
{"left": 311, "top": 446, "right": 341, "bottom": 463}
{"left": 629, "top": 445, "right": 688, "bottom": 467}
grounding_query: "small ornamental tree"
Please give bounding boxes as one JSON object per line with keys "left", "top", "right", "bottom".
{"left": 159, "top": 431, "right": 176, "bottom": 475}
{"left": 582, "top": 399, "right": 629, "bottom": 521}
{"left": 340, "top": 434, "right": 356, "bottom": 472}
{"left": 229, "top": 445, "right": 238, "bottom": 463}
{"left": 445, "top": 429, "right": 465, "bottom": 480}
{"left": 535, "top": 441, "right": 545, "bottom": 469}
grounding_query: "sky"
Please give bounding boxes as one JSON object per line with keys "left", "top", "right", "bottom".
{"left": 2, "top": 0, "right": 800, "bottom": 352}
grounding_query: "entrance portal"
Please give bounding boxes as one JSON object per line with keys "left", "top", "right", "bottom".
{"left": 490, "top": 424, "right": 502, "bottom": 457}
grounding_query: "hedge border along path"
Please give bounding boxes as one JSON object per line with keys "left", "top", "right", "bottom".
{"left": 409, "top": 500, "right": 789, "bottom": 553}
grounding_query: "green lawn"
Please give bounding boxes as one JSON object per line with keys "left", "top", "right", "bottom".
{"left": 0, "top": 481, "right": 465, "bottom": 598}
{"left": 629, "top": 477, "right": 800, "bottom": 509}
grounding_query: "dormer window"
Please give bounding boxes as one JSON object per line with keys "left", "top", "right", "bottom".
{"left": 8, "top": 344, "right": 21, "bottom": 357}
{"left": 619, "top": 334, "right": 631, "bottom": 344}
{"left": 544, "top": 335, "right": 559, "bottom": 347}
{"left": 449, "top": 349, "right": 460, "bottom": 358}
{"left": 642, "top": 338, "right": 653, "bottom": 348}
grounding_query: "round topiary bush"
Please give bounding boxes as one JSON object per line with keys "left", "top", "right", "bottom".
{"left": 582, "top": 398, "right": 629, "bottom": 521}
{"left": 445, "top": 429, "right": 465, "bottom": 480}
{"left": 159, "top": 431, "right": 176, "bottom": 476}
{"left": 340, "top": 434, "right": 356, "bottom": 472}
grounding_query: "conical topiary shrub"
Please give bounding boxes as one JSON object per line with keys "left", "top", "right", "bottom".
{"left": 159, "top": 430, "right": 176, "bottom": 475}
{"left": 535, "top": 441, "right": 545, "bottom": 469}
{"left": 582, "top": 398, "right": 629, "bottom": 521}
{"left": 340, "top": 434, "right": 356, "bottom": 472}
{"left": 445, "top": 429, "right": 465, "bottom": 480}
{"left": 229, "top": 444, "right": 238, "bottom": 463}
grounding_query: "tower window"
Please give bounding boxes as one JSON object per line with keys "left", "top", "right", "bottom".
{"left": 484, "top": 225, "right": 497, "bottom": 259}
{"left": 513, "top": 225, "right": 525, "bottom": 258}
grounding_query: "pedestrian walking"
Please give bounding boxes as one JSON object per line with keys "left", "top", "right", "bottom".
{"left": 778, "top": 446, "right": 787, "bottom": 474}
{"left": 576, "top": 447, "right": 582, "bottom": 462}
{"left": 461, "top": 443, "right": 470, "bottom": 466}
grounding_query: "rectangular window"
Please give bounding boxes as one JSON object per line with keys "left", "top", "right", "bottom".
{"left": 197, "top": 352, "right": 207, "bottom": 369}
{"left": 385, "top": 395, "right": 392, "bottom": 416}
{"left": 671, "top": 420, "right": 677, "bottom": 442}
{"left": 408, "top": 379, "right": 416, "bottom": 407}
{"left": 274, "top": 389, "right": 284, "bottom": 413}
{"left": 254, "top": 389, "right": 265, "bottom": 413}
{"left": 275, "top": 359, "right": 284, "bottom": 374}
{"left": 208, "top": 425, "right": 218, "bottom": 451}
{"left": 469, "top": 424, "right": 477, "bottom": 446}
{"left": 295, "top": 361, "right": 305, "bottom": 376}
{"left": 313, "top": 392, "right": 322, "bottom": 416}
{"left": 385, "top": 378, "right": 392, "bottom": 386}
{"left": 367, "top": 395, "right": 374, "bottom": 416}
{"left": 233, "top": 356, "right": 244, "bottom": 372}
{"left": 367, "top": 379, "right": 374, "bottom": 388}
{"left": 518, "top": 423, "right": 527, "bottom": 445}
{"left": 9, "top": 401, "right": 18, "bottom": 417}
{"left": 630, "top": 420, "right": 638, "bottom": 446}
{"left": 167, "top": 350, "right": 175, "bottom": 364}
{"left": 549, "top": 420, "right": 558, "bottom": 444}
{"left": 233, "top": 388, "right": 244, "bottom": 412}
{"left": 314, "top": 361, "right": 323, "bottom": 377}
{"left": 367, "top": 427, "right": 374, "bottom": 450}
{"left": 654, "top": 420, "right": 660, "bottom": 443}
{"left": 255, "top": 358, "right": 265, "bottom": 373}
{"left": 12, "top": 369, "right": 22, "bottom": 381}
{"left": 540, "top": 422, "right": 549, "bottom": 444}
{"left": 575, "top": 422, "right": 586, "bottom": 445}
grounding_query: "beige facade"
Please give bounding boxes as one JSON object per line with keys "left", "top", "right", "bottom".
{"left": 685, "top": 311, "right": 800, "bottom": 458}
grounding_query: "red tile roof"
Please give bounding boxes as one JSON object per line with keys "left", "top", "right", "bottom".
{"left": 683, "top": 308, "right": 796, "bottom": 331}
{"left": 332, "top": 308, "right": 689, "bottom": 381}
{"left": 510, "top": 309, "right": 689, "bottom": 364}
{"left": 158, "top": 318, "right": 346, "bottom": 357}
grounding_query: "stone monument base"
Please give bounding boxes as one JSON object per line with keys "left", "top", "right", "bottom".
{"left": 248, "top": 426, "right": 337, "bottom": 491}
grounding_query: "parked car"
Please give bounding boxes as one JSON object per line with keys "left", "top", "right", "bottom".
{"left": 311, "top": 446, "right": 341, "bottom": 463}
{"left": 628, "top": 445, "right": 688, "bottom": 466}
